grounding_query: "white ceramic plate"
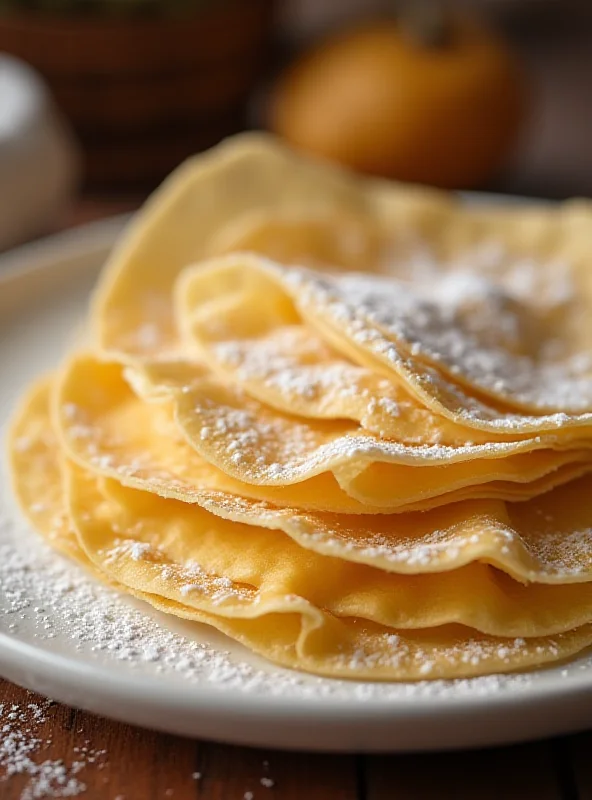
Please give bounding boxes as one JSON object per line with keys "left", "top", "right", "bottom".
{"left": 2, "top": 216, "right": 592, "bottom": 754}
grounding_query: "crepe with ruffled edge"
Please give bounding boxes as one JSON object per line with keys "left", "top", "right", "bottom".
{"left": 92, "top": 134, "right": 592, "bottom": 424}
{"left": 57, "top": 355, "right": 592, "bottom": 514}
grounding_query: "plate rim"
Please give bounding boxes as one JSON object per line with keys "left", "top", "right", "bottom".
{"left": 0, "top": 213, "right": 132, "bottom": 285}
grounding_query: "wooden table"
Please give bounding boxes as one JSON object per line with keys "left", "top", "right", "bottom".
{"left": 2, "top": 200, "right": 592, "bottom": 800}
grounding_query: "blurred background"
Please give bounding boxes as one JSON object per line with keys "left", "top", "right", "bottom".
{"left": 0, "top": 0, "right": 591, "bottom": 249}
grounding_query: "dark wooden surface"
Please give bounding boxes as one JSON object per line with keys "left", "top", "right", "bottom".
{"left": 2, "top": 199, "right": 591, "bottom": 799}
{"left": 2, "top": 679, "right": 591, "bottom": 799}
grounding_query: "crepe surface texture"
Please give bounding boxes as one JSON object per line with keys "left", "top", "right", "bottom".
{"left": 8, "top": 133, "right": 592, "bottom": 681}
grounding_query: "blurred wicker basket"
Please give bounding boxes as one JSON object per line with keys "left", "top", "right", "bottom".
{"left": 0, "top": 0, "right": 276, "bottom": 188}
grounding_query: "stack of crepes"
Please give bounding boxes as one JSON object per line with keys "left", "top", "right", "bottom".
{"left": 10, "top": 135, "right": 592, "bottom": 680}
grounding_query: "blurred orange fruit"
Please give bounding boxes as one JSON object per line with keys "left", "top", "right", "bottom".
{"left": 270, "top": 15, "right": 526, "bottom": 188}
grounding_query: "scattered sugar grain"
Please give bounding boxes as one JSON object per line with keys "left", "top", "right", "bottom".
{"left": 0, "top": 698, "right": 107, "bottom": 798}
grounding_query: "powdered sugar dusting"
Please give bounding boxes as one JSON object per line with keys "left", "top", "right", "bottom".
{"left": 282, "top": 257, "right": 592, "bottom": 414}
{"left": 186, "top": 389, "right": 579, "bottom": 486}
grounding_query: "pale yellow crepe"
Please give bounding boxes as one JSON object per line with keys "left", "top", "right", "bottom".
{"left": 9, "top": 377, "right": 82, "bottom": 563}
{"left": 177, "top": 253, "right": 592, "bottom": 449}
{"left": 207, "top": 205, "right": 592, "bottom": 419}
{"left": 56, "top": 355, "right": 592, "bottom": 514}
{"left": 10, "top": 377, "right": 592, "bottom": 680}
{"left": 93, "top": 134, "right": 592, "bottom": 425}
{"left": 92, "top": 133, "right": 386, "bottom": 359}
